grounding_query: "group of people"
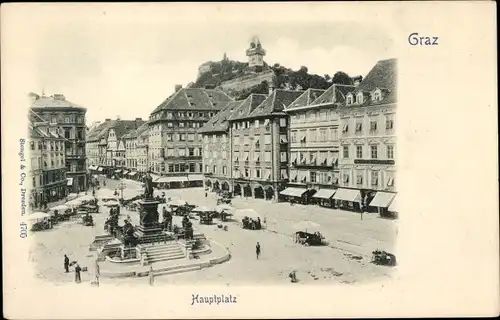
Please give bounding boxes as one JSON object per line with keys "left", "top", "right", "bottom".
{"left": 241, "top": 216, "right": 262, "bottom": 230}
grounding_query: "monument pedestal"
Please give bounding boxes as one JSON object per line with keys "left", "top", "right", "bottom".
{"left": 133, "top": 199, "right": 167, "bottom": 244}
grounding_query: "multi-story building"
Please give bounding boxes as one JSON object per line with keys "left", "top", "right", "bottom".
{"left": 199, "top": 100, "right": 243, "bottom": 191}
{"left": 228, "top": 90, "right": 303, "bottom": 200}
{"left": 29, "top": 93, "right": 88, "bottom": 193}
{"left": 147, "top": 85, "right": 233, "bottom": 187}
{"left": 28, "top": 120, "right": 67, "bottom": 208}
{"left": 86, "top": 118, "right": 145, "bottom": 177}
{"left": 334, "top": 58, "right": 397, "bottom": 213}
{"left": 283, "top": 85, "right": 355, "bottom": 204}
{"left": 122, "top": 122, "right": 149, "bottom": 180}
{"left": 136, "top": 122, "right": 150, "bottom": 178}
{"left": 86, "top": 121, "right": 102, "bottom": 170}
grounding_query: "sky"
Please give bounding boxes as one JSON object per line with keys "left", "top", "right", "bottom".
{"left": 4, "top": 3, "right": 395, "bottom": 124}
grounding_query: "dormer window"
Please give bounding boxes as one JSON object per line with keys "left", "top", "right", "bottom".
{"left": 356, "top": 92, "right": 364, "bottom": 104}
{"left": 372, "top": 90, "right": 381, "bottom": 102}
{"left": 346, "top": 94, "right": 353, "bottom": 105}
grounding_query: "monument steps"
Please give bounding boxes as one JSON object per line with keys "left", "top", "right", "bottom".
{"left": 144, "top": 242, "right": 186, "bottom": 264}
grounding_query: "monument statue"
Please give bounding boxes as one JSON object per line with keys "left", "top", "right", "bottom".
{"left": 143, "top": 172, "right": 154, "bottom": 199}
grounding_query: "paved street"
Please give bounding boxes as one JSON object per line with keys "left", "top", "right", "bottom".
{"left": 29, "top": 179, "right": 395, "bottom": 286}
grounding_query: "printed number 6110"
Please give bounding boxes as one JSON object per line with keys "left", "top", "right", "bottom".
{"left": 20, "top": 222, "right": 28, "bottom": 238}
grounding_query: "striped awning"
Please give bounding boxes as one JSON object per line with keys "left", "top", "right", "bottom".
{"left": 332, "top": 188, "right": 361, "bottom": 202}
{"left": 312, "top": 188, "right": 336, "bottom": 199}
{"left": 369, "top": 192, "right": 396, "bottom": 208}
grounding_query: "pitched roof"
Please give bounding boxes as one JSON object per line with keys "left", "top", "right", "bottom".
{"left": 308, "top": 84, "right": 355, "bottom": 106}
{"left": 88, "top": 119, "right": 146, "bottom": 141}
{"left": 151, "top": 88, "right": 233, "bottom": 115}
{"left": 123, "top": 122, "right": 150, "bottom": 139}
{"left": 286, "top": 88, "right": 325, "bottom": 110}
{"left": 199, "top": 100, "right": 243, "bottom": 133}
{"left": 228, "top": 94, "right": 268, "bottom": 121}
{"left": 30, "top": 95, "right": 86, "bottom": 111}
{"left": 341, "top": 58, "right": 397, "bottom": 108}
{"left": 243, "top": 90, "right": 303, "bottom": 119}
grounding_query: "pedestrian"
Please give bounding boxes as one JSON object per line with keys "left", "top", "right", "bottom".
{"left": 149, "top": 265, "right": 154, "bottom": 286}
{"left": 256, "top": 242, "right": 261, "bottom": 260}
{"left": 74, "top": 263, "right": 82, "bottom": 283}
{"left": 205, "top": 191, "right": 208, "bottom": 198}
{"left": 64, "top": 254, "right": 69, "bottom": 273}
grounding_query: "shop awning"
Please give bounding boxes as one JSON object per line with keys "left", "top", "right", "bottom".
{"left": 280, "top": 188, "right": 296, "bottom": 196}
{"left": 280, "top": 187, "right": 307, "bottom": 197}
{"left": 151, "top": 174, "right": 161, "bottom": 181}
{"left": 128, "top": 171, "right": 137, "bottom": 176}
{"left": 123, "top": 171, "right": 129, "bottom": 175}
{"left": 188, "top": 174, "right": 203, "bottom": 181}
{"left": 312, "top": 188, "right": 336, "bottom": 199}
{"left": 156, "top": 176, "right": 188, "bottom": 183}
{"left": 369, "top": 192, "right": 396, "bottom": 208}
{"left": 66, "top": 178, "right": 73, "bottom": 186}
{"left": 291, "top": 188, "right": 308, "bottom": 197}
{"left": 114, "top": 170, "right": 121, "bottom": 173}
{"left": 332, "top": 188, "right": 361, "bottom": 202}
{"left": 388, "top": 195, "right": 398, "bottom": 212}
{"left": 88, "top": 165, "right": 97, "bottom": 170}
{"left": 97, "top": 167, "right": 104, "bottom": 172}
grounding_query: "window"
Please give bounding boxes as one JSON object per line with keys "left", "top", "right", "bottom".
{"left": 386, "top": 118, "right": 394, "bottom": 130}
{"left": 280, "top": 118, "right": 287, "bottom": 127}
{"left": 387, "top": 176, "right": 395, "bottom": 187}
{"left": 356, "top": 92, "right": 364, "bottom": 104}
{"left": 354, "top": 145, "right": 363, "bottom": 158}
{"left": 387, "top": 145, "right": 394, "bottom": 159}
{"left": 222, "top": 151, "right": 227, "bottom": 159}
{"left": 319, "top": 129, "right": 327, "bottom": 141}
{"left": 234, "top": 152, "right": 239, "bottom": 161}
{"left": 166, "top": 112, "right": 173, "bottom": 119}
{"left": 244, "top": 168, "right": 249, "bottom": 177}
{"left": 205, "top": 165, "right": 209, "bottom": 173}
{"left": 259, "top": 134, "right": 270, "bottom": 145}
{"left": 280, "top": 134, "right": 288, "bottom": 143}
{"left": 179, "top": 122, "right": 185, "bottom": 128}
{"left": 343, "top": 145, "right": 349, "bottom": 159}
{"left": 291, "top": 131, "right": 297, "bottom": 143}
{"left": 371, "top": 145, "right": 378, "bottom": 159}
{"left": 370, "top": 121, "right": 377, "bottom": 132}
{"left": 256, "top": 169, "right": 261, "bottom": 178}
{"left": 167, "top": 122, "right": 173, "bottom": 128}
{"left": 209, "top": 112, "right": 215, "bottom": 117}
{"left": 180, "top": 134, "right": 186, "bottom": 141}
{"left": 343, "top": 172, "right": 350, "bottom": 183}
{"left": 355, "top": 122, "right": 363, "bottom": 133}
{"left": 264, "top": 151, "right": 271, "bottom": 162}
{"left": 371, "top": 171, "right": 379, "bottom": 186}
{"left": 243, "top": 136, "right": 249, "bottom": 145}
{"left": 188, "top": 148, "right": 195, "bottom": 157}
{"left": 280, "top": 152, "right": 287, "bottom": 162}
{"left": 167, "top": 134, "right": 173, "bottom": 141}
{"left": 356, "top": 172, "right": 363, "bottom": 185}
{"left": 307, "top": 171, "right": 315, "bottom": 183}
{"left": 179, "top": 149, "right": 186, "bottom": 157}
{"left": 373, "top": 90, "right": 381, "bottom": 102}
{"left": 308, "top": 111, "right": 315, "bottom": 122}
{"left": 198, "top": 112, "right": 204, "bottom": 117}
{"left": 346, "top": 95, "right": 353, "bottom": 105}
{"left": 188, "top": 134, "right": 194, "bottom": 141}
{"left": 342, "top": 123, "right": 349, "bottom": 134}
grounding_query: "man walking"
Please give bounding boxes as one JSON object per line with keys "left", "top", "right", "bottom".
{"left": 64, "top": 254, "right": 70, "bottom": 273}
{"left": 256, "top": 242, "right": 261, "bottom": 260}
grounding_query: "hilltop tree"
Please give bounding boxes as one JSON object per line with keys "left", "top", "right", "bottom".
{"left": 332, "top": 71, "right": 354, "bottom": 85}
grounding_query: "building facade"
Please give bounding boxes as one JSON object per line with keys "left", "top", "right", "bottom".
{"left": 147, "top": 86, "right": 233, "bottom": 181}
{"left": 284, "top": 85, "right": 355, "bottom": 203}
{"left": 335, "top": 59, "right": 397, "bottom": 212}
{"left": 29, "top": 93, "right": 88, "bottom": 193}
{"left": 28, "top": 120, "right": 67, "bottom": 209}
{"left": 227, "top": 90, "right": 303, "bottom": 200}
{"left": 200, "top": 100, "right": 242, "bottom": 191}
{"left": 86, "top": 118, "right": 145, "bottom": 177}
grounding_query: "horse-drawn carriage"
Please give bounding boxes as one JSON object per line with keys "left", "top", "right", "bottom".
{"left": 293, "top": 221, "right": 325, "bottom": 246}
{"left": 234, "top": 209, "right": 262, "bottom": 230}
{"left": 79, "top": 203, "right": 99, "bottom": 213}
{"left": 371, "top": 250, "right": 397, "bottom": 266}
{"left": 27, "top": 212, "right": 53, "bottom": 231}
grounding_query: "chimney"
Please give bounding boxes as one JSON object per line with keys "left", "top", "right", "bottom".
{"left": 53, "top": 94, "right": 65, "bottom": 100}
{"left": 175, "top": 84, "right": 182, "bottom": 92}
{"left": 105, "top": 118, "right": 111, "bottom": 122}
{"left": 135, "top": 118, "right": 142, "bottom": 121}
